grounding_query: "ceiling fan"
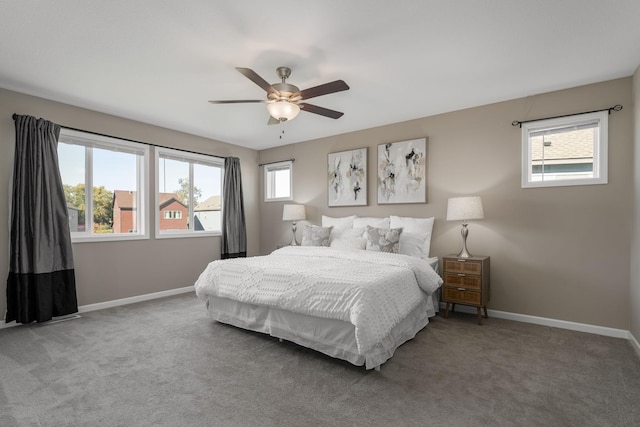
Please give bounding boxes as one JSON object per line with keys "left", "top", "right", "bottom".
{"left": 209, "top": 66, "right": 349, "bottom": 124}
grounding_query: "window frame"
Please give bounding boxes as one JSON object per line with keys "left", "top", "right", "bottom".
{"left": 521, "top": 110, "right": 608, "bottom": 188}
{"left": 155, "top": 147, "right": 224, "bottom": 239}
{"left": 264, "top": 160, "right": 293, "bottom": 202}
{"left": 58, "top": 128, "right": 150, "bottom": 243}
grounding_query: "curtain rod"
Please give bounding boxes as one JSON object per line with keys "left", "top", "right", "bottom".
{"left": 511, "top": 104, "right": 622, "bottom": 128}
{"left": 12, "top": 114, "right": 226, "bottom": 160}
{"left": 60, "top": 124, "right": 227, "bottom": 160}
{"left": 258, "top": 158, "right": 295, "bottom": 167}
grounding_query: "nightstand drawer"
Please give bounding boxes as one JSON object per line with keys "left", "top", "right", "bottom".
{"left": 443, "top": 259, "right": 482, "bottom": 275}
{"left": 443, "top": 287, "right": 481, "bottom": 306}
{"left": 443, "top": 273, "right": 481, "bottom": 290}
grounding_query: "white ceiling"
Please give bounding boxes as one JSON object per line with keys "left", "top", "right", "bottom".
{"left": 1, "top": 1, "right": 639, "bottom": 150}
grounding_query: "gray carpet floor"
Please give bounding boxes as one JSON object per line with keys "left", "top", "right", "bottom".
{"left": 0, "top": 292, "right": 638, "bottom": 427}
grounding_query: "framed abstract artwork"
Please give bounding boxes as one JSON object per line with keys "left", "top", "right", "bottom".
{"left": 327, "top": 147, "right": 367, "bottom": 207}
{"left": 377, "top": 138, "right": 427, "bottom": 204}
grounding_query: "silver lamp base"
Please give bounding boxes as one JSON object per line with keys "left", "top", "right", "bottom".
{"left": 289, "top": 221, "right": 299, "bottom": 246}
{"left": 457, "top": 223, "right": 473, "bottom": 258}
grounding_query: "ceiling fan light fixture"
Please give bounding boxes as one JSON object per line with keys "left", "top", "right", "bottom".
{"left": 267, "top": 101, "right": 300, "bottom": 122}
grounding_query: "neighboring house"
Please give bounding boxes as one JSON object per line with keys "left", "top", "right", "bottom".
{"left": 113, "top": 190, "right": 139, "bottom": 233}
{"left": 530, "top": 128, "right": 595, "bottom": 181}
{"left": 194, "top": 195, "right": 221, "bottom": 231}
{"left": 67, "top": 204, "right": 79, "bottom": 232}
{"left": 158, "top": 193, "right": 189, "bottom": 231}
{"left": 113, "top": 190, "right": 188, "bottom": 232}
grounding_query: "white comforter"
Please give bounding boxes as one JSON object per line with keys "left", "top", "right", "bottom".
{"left": 194, "top": 246, "right": 443, "bottom": 354}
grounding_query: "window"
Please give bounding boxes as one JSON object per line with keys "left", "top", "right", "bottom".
{"left": 163, "top": 210, "right": 183, "bottom": 219}
{"left": 521, "top": 111, "right": 608, "bottom": 188}
{"left": 58, "top": 129, "right": 149, "bottom": 242}
{"left": 156, "top": 147, "right": 223, "bottom": 237}
{"left": 264, "top": 160, "right": 292, "bottom": 201}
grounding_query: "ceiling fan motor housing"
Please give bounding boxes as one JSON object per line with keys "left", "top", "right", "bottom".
{"left": 269, "top": 82, "right": 300, "bottom": 101}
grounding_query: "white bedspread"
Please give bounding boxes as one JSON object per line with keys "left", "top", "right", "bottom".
{"left": 195, "top": 247, "right": 443, "bottom": 354}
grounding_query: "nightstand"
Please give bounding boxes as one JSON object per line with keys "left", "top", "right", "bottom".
{"left": 442, "top": 255, "right": 490, "bottom": 325}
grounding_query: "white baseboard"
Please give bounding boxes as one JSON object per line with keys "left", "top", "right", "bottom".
{"left": 0, "top": 320, "right": 17, "bottom": 329}
{"left": 439, "top": 303, "right": 629, "bottom": 339}
{"left": 0, "top": 286, "right": 195, "bottom": 330}
{"left": 629, "top": 331, "right": 640, "bottom": 357}
{"left": 78, "top": 285, "right": 194, "bottom": 314}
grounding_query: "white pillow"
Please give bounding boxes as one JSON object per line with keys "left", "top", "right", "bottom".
{"left": 329, "top": 227, "right": 366, "bottom": 249}
{"left": 331, "top": 226, "right": 365, "bottom": 241}
{"left": 322, "top": 215, "right": 356, "bottom": 231}
{"left": 353, "top": 216, "right": 390, "bottom": 229}
{"left": 399, "top": 232, "right": 432, "bottom": 258}
{"left": 391, "top": 216, "right": 434, "bottom": 258}
{"left": 390, "top": 216, "right": 434, "bottom": 234}
{"left": 330, "top": 238, "right": 367, "bottom": 251}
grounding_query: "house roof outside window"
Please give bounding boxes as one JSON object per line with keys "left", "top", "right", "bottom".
{"left": 194, "top": 195, "right": 221, "bottom": 212}
{"left": 113, "top": 190, "right": 185, "bottom": 209}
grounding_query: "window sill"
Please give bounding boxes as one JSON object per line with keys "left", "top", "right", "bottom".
{"left": 265, "top": 197, "right": 293, "bottom": 203}
{"left": 155, "top": 231, "right": 221, "bottom": 239}
{"left": 71, "top": 234, "right": 150, "bottom": 244}
{"left": 522, "top": 177, "right": 607, "bottom": 188}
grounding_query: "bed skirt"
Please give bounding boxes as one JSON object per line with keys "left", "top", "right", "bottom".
{"left": 204, "top": 295, "right": 433, "bottom": 369}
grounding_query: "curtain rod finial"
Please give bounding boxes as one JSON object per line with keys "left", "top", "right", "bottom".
{"left": 609, "top": 104, "right": 623, "bottom": 114}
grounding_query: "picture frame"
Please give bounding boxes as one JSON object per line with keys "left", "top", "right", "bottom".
{"left": 327, "top": 147, "right": 368, "bottom": 207}
{"left": 377, "top": 137, "right": 427, "bottom": 204}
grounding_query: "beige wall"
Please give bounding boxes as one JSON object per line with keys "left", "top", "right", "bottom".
{"left": 632, "top": 67, "right": 640, "bottom": 340}
{"left": 0, "top": 88, "right": 260, "bottom": 318}
{"left": 258, "top": 78, "right": 633, "bottom": 330}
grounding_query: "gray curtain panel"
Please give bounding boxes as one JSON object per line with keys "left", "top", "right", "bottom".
{"left": 221, "top": 157, "right": 247, "bottom": 259}
{"left": 6, "top": 114, "right": 77, "bottom": 323}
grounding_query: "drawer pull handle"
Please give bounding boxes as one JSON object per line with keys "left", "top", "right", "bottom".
{"left": 457, "top": 274, "right": 466, "bottom": 277}
{"left": 457, "top": 287, "right": 465, "bottom": 291}
{"left": 457, "top": 259, "right": 466, "bottom": 262}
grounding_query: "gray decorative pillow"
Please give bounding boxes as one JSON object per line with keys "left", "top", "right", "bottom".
{"left": 364, "top": 226, "right": 402, "bottom": 253}
{"left": 301, "top": 225, "right": 333, "bottom": 247}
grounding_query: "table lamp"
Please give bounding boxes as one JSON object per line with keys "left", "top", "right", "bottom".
{"left": 446, "top": 196, "right": 484, "bottom": 258}
{"left": 282, "top": 204, "right": 306, "bottom": 246}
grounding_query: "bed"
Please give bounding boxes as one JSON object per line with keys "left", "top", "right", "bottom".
{"left": 195, "top": 215, "right": 442, "bottom": 370}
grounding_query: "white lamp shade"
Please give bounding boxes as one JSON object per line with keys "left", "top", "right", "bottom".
{"left": 267, "top": 101, "right": 300, "bottom": 121}
{"left": 446, "top": 196, "right": 484, "bottom": 222}
{"left": 282, "top": 204, "right": 306, "bottom": 221}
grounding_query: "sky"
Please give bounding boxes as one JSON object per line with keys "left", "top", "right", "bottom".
{"left": 58, "top": 143, "right": 221, "bottom": 203}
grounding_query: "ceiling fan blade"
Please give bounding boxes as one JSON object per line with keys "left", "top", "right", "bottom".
{"left": 235, "top": 67, "right": 278, "bottom": 96}
{"left": 267, "top": 116, "right": 280, "bottom": 125}
{"left": 208, "top": 100, "right": 267, "bottom": 104}
{"left": 299, "top": 103, "right": 344, "bottom": 119}
{"left": 292, "top": 80, "right": 349, "bottom": 101}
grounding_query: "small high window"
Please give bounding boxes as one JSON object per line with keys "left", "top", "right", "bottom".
{"left": 264, "top": 161, "right": 292, "bottom": 202}
{"left": 521, "top": 111, "right": 608, "bottom": 188}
